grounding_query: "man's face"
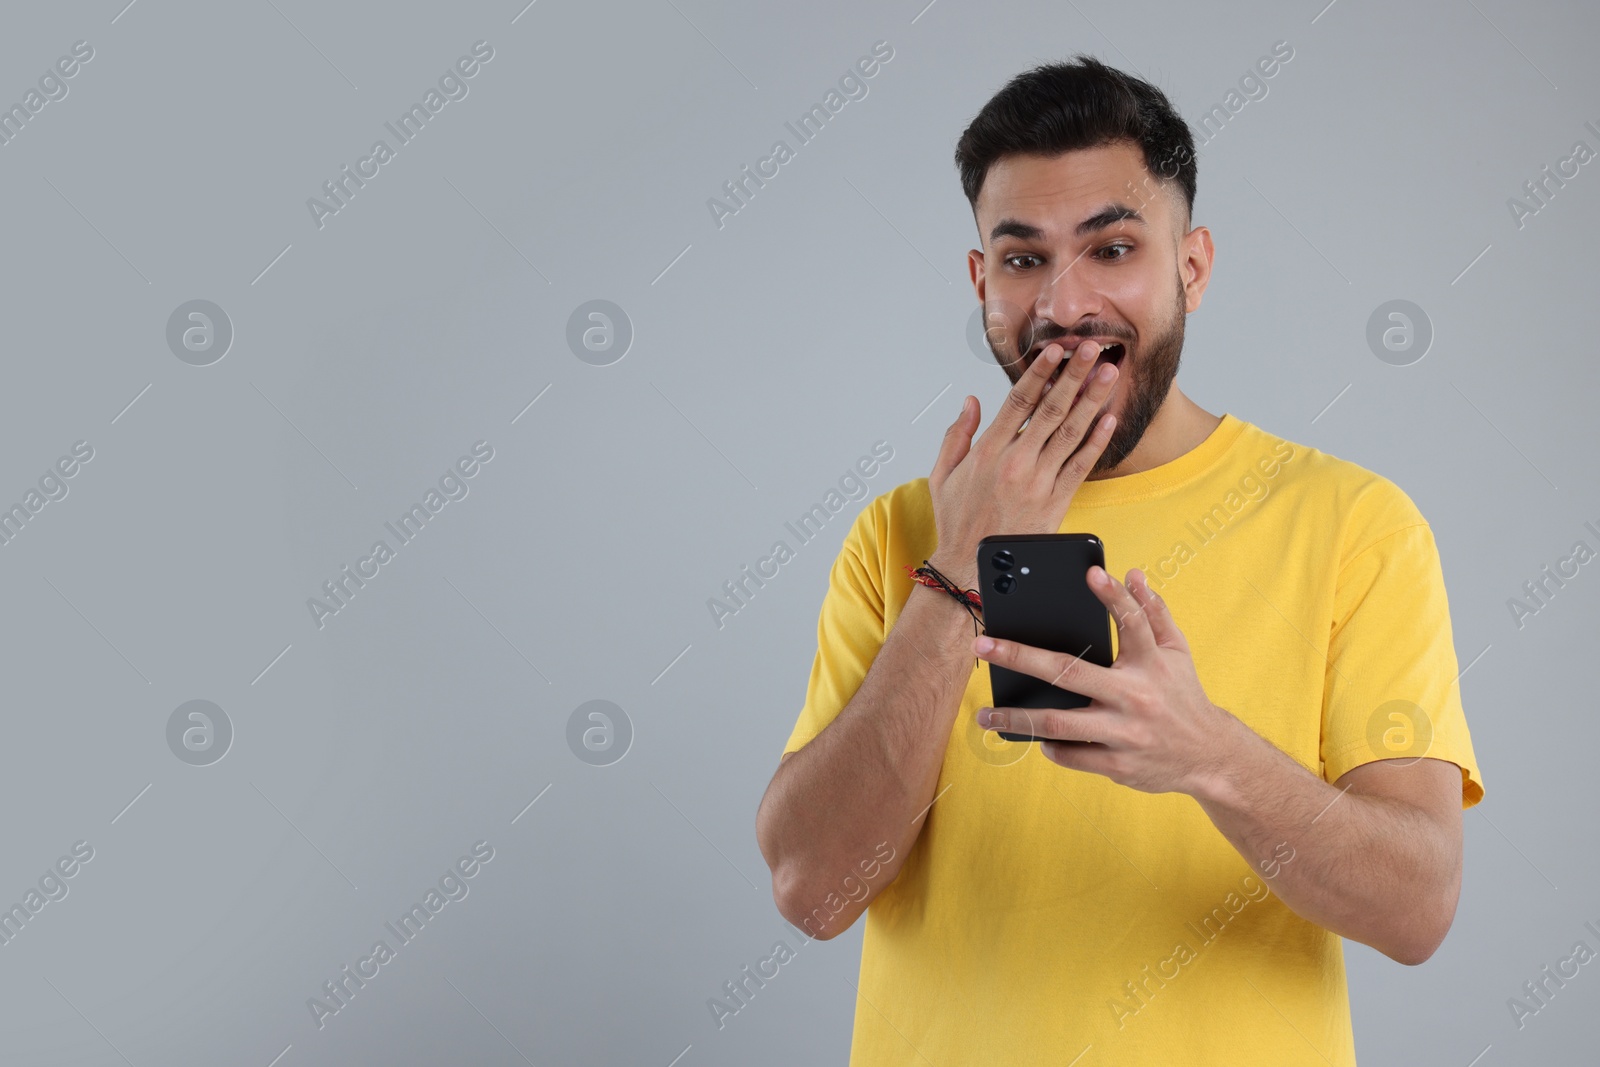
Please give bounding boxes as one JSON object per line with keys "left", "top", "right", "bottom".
{"left": 969, "top": 141, "right": 1198, "bottom": 474}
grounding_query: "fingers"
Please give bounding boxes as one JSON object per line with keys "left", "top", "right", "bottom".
{"left": 991, "top": 342, "right": 1067, "bottom": 440}
{"left": 1038, "top": 358, "right": 1120, "bottom": 477}
{"left": 1086, "top": 566, "right": 1156, "bottom": 658}
{"left": 1051, "top": 411, "right": 1116, "bottom": 500}
{"left": 977, "top": 705, "right": 1113, "bottom": 744}
{"left": 972, "top": 633, "right": 1118, "bottom": 702}
{"left": 1127, "top": 568, "right": 1187, "bottom": 651}
{"left": 1023, "top": 340, "right": 1113, "bottom": 453}
{"left": 1038, "top": 737, "right": 1116, "bottom": 773}
{"left": 931, "top": 395, "right": 979, "bottom": 487}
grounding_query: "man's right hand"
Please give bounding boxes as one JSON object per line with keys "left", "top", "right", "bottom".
{"left": 927, "top": 339, "right": 1120, "bottom": 589}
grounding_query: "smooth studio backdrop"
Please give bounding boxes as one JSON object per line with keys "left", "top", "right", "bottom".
{"left": 0, "top": 0, "right": 1594, "bottom": 1064}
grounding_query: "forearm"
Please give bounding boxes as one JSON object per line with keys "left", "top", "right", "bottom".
{"left": 756, "top": 580, "right": 976, "bottom": 937}
{"left": 1190, "top": 714, "right": 1461, "bottom": 964}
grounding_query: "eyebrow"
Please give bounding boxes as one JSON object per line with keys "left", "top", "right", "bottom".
{"left": 988, "top": 202, "right": 1147, "bottom": 245}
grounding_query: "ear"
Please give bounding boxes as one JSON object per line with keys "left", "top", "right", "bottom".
{"left": 1179, "top": 223, "right": 1214, "bottom": 313}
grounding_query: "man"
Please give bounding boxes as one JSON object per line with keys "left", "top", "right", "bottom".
{"left": 754, "top": 55, "right": 1483, "bottom": 1065}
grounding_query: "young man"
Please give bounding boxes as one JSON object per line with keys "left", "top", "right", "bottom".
{"left": 755, "top": 56, "right": 1483, "bottom": 1065}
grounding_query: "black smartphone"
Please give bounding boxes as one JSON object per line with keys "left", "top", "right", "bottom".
{"left": 976, "top": 534, "right": 1115, "bottom": 743}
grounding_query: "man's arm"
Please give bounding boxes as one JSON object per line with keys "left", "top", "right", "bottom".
{"left": 759, "top": 348, "right": 1123, "bottom": 939}
{"left": 755, "top": 554, "right": 978, "bottom": 940}
{"left": 1191, "top": 725, "right": 1463, "bottom": 965}
{"left": 970, "top": 565, "right": 1467, "bottom": 966}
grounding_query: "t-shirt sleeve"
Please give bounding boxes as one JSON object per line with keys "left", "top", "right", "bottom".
{"left": 1320, "top": 516, "right": 1485, "bottom": 808}
{"left": 780, "top": 502, "right": 888, "bottom": 757}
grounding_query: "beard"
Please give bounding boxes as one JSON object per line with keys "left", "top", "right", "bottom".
{"left": 986, "top": 271, "right": 1186, "bottom": 475}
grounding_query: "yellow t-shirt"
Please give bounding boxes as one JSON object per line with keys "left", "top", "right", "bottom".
{"left": 780, "top": 412, "right": 1484, "bottom": 1067}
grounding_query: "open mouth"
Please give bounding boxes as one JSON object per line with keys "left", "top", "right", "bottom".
{"left": 1088, "top": 341, "right": 1126, "bottom": 366}
{"left": 1034, "top": 340, "right": 1127, "bottom": 397}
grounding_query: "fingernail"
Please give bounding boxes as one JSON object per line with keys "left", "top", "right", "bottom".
{"left": 974, "top": 636, "right": 994, "bottom": 654}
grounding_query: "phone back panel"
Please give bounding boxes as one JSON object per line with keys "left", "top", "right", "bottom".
{"left": 976, "top": 534, "right": 1114, "bottom": 742}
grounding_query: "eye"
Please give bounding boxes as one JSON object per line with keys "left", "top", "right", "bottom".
{"left": 1003, "top": 253, "right": 1042, "bottom": 270}
{"left": 1097, "top": 242, "right": 1134, "bottom": 260}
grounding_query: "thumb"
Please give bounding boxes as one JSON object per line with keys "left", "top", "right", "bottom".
{"left": 931, "top": 396, "right": 978, "bottom": 485}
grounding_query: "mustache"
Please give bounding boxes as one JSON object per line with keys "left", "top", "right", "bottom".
{"left": 1022, "top": 324, "right": 1132, "bottom": 351}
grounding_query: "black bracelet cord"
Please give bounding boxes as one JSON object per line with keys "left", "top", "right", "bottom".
{"left": 906, "top": 559, "right": 985, "bottom": 637}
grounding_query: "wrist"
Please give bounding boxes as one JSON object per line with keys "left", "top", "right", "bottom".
{"left": 1186, "top": 706, "right": 1256, "bottom": 807}
{"left": 924, "top": 551, "right": 978, "bottom": 592}
{"left": 905, "top": 560, "right": 983, "bottom": 638}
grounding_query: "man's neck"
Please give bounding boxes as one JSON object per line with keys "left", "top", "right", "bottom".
{"left": 1088, "top": 386, "right": 1223, "bottom": 481}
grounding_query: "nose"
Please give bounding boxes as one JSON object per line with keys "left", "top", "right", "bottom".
{"left": 1032, "top": 259, "right": 1104, "bottom": 342}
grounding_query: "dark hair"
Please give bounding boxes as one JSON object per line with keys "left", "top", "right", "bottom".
{"left": 954, "top": 55, "right": 1197, "bottom": 234}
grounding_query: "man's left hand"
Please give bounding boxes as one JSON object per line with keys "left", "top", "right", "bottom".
{"left": 973, "top": 566, "right": 1243, "bottom": 795}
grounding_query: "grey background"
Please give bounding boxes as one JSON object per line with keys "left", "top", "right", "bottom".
{"left": 0, "top": 0, "right": 1594, "bottom": 1064}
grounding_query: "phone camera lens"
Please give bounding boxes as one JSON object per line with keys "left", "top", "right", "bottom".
{"left": 992, "top": 550, "right": 1015, "bottom": 572}
{"left": 993, "top": 574, "right": 1016, "bottom": 595}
